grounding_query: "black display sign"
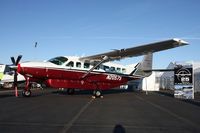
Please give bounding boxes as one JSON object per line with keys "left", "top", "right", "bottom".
{"left": 174, "top": 65, "right": 193, "bottom": 85}
{"left": 174, "top": 62, "right": 194, "bottom": 99}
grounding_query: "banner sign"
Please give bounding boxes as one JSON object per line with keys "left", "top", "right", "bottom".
{"left": 174, "top": 62, "right": 194, "bottom": 99}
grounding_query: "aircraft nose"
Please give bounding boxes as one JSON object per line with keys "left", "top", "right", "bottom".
{"left": 9, "top": 64, "right": 22, "bottom": 74}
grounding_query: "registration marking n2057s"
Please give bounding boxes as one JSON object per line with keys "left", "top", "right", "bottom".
{"left": 106, "top": 74, "right": 122, "bottom": 81}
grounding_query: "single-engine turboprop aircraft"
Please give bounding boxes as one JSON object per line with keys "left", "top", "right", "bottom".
{"left": 10, "top": 38, "right": 189, "bottom": 98}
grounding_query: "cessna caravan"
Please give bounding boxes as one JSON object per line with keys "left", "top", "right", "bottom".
{"left": 10, "top": 38, "right": 189, "bottom": 98}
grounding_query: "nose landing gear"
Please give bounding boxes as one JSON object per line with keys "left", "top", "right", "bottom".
{"left": 22, "top": 79, "right": 32, "bottom": 97}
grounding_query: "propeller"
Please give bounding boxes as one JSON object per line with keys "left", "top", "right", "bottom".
{"left": 10, "top": 55, "right": 22, "bottom": 97}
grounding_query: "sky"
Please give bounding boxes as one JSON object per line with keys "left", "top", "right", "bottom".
{"left": 0, "top": 0, "right": 200, "bottom": 69}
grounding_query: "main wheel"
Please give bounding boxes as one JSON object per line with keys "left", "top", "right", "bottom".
{"left": 67, "top": 88, "right": 75, "bottom": 95}
{"left": 93, "top": 90, "right": 102, "bottom": 97}
{"left": 22, "top": 90, "right": 31, "bottom": 97}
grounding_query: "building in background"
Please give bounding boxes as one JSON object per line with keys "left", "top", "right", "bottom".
{"left": 193, "top": 62, "right": 200, "bottom": 92}
{"left": 127, "top": 62, "right": 200, "bottom": 92}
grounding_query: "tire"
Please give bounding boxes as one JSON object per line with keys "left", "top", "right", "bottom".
{"left": 22, "top": 90, "right": 31, "bottom": 97}
{"left": 93, "top": 90, "right": 102, "bottom": 97}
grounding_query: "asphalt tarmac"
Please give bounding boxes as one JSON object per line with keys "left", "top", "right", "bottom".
{"left": 0, "top": 88, "right": 200, "bottom": 133}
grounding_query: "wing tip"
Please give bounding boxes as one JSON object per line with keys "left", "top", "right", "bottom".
{"left": 173, "top": 38, "right": 189, "bottom": 45}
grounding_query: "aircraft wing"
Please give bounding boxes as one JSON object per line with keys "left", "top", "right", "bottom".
{"left": 79, "top": 38, "right": 189, "bottom": 62}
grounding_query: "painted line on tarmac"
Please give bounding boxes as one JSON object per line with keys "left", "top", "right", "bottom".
{"left": 60, "top": 98, "right": 94, "bottom": 133}
{"left": 135, "top": 94, "right": 200, "bottom": 130}
{"left": 0, "top": 122, "right": 63, "bottom": 127}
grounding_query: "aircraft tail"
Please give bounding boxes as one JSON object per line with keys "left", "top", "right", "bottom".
{"left": 131, "top": 53, "right": 153, "bottom": 77}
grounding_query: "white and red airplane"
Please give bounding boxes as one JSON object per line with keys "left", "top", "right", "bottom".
{"left": 10, "top": 38, "right": 189, "bottom": 98}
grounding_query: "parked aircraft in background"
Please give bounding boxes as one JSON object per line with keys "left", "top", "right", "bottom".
{"left": 0, "top": 64, "right": 25, "bottom": 88}
{"left": 10, "top": 38, "right": 189, "bottom": 98}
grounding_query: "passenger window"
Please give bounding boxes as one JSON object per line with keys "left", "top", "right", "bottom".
{"left": 84, "top": 63, "right": 90, "bottom": 69}
{"left": 117, "top": 68, "right": 121, "bottom": 73}
{"left": 76, "top": 62, "right": 81, "bottom": 68}
{"left": 66, "top": 61, "right": 74, "bottom": 67}
{"left": 122, "top": 68, "right": 126, "bottom": 73}
{"left": 104, "top": 66, "right": 110, "bottom": 72}
{"left": 110, "top": 67, "right": 116, "bottom": 72}
{"left": 94, "top": 65, "right": 100, "bottom": 70}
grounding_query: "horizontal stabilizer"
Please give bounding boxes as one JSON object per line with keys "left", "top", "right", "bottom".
{"left": 144, "top": 69, "right": 174, "bottom": 72}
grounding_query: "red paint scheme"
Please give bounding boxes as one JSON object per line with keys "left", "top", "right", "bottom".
{"left": 18, "top": 65, "right": 140, "bottom": 90}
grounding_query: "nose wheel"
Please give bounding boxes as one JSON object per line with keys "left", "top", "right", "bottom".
{"left": 22, "top": 89, "right": 31, "bottom": 97}
{"left": 22, "top": 80, "right": 32, "bottom": 97}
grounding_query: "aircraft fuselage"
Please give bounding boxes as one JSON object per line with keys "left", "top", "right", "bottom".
{"left": 18, "top": 57, "right": 138, "bottom": 90}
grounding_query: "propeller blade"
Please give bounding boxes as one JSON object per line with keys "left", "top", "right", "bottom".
{"left": 16, "top": 55, "right": 22, "bottom": 65}
{"left": 10, "top": 55, "right": 22, "bottom": 97}
{"left": 9, "top": 65, "right": 18, "bottom": 70}
{"left": 14, "top": 70, "right": 18, "bottom": 97}
{"left": 14, "top": 71, "right": 17, "bottom": 85}
{"left": 11, "top": 56, "right": 16, "bottom": 65}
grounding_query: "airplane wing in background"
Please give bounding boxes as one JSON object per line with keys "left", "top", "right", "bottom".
{"left": 79, "top": 38, "right": 189, "bottom": 63}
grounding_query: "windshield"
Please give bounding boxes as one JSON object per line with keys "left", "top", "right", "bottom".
{"left": 48, "top": 57, "right": 68, "bottom": 65}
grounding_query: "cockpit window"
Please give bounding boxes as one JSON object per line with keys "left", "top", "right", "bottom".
{"left": 48, "top": 57, "right": 68, "bottom": 65}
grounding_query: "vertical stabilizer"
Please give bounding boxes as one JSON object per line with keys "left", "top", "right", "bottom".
{"left": 132, "top": 53, "right": 153, "bottom": 77}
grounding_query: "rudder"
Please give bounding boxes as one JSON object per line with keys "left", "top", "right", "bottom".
{"left": 132, "top": 53, "right": 153, "bottom": 77}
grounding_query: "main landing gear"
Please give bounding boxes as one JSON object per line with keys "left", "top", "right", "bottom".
{"left": 91, "top": 81, "right": 103, "bottom": 99}
{"left": 92, "top": 89, "right": 103, "bottom": 99}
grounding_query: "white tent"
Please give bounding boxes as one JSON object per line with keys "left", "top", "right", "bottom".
{"left": 193, "top": 63, "right": 200, "bottom": 92}
{"left": 158, "top": 62, "right": 200, "bottom": 92}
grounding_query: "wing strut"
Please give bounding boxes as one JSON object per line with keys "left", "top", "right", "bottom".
{"left": 81, "top": 56, "right": 109, "bottom": 79}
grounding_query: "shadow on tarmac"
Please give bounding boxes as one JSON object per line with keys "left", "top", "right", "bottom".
{"left": 0, "top": 89, "right": 49, "bottom": 99}
{"left": 113, "top": 124, "right": 126, "bottom": 133}
{"left": 53, "top": 89, "right": 134, "bottom": 96}
{"left": 0, "top": 94, "right": 15, "bottom": 98}
{"left": 0, "top": 88, "right": 143, "bottom": 100}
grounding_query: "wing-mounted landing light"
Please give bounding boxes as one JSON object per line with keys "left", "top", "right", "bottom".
{"left": 9, "top": 55, "right": 22, "bottom": 97}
